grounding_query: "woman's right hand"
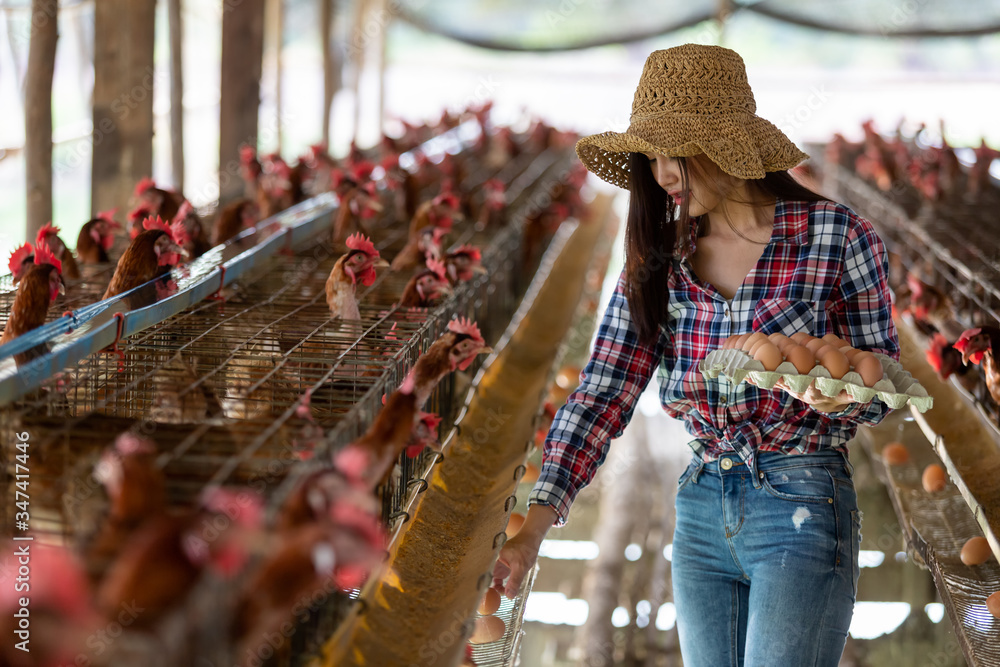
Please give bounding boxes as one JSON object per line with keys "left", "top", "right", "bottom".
{"left": 492, "top": 504, "right": 557, "bottom": 599}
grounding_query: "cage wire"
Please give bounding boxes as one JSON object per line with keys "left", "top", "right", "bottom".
{"left": 0, "top": 127, "right": 577, "bottom": 665}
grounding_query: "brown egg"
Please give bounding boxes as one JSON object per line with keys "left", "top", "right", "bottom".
{"left": 816, "top": 345, "right": 850, "bottom": 379}
{"left": 753, "top": 342, "right": 783, "bottom": 371}
{"left": 479, "top": 587, "right": 502, "bottom": 615}
{"left": 522, "top": 462, "right": 540, "bottom": 484}
{"left": 882, "top": 442, "right": 909, "bottom": 465}
{"left": 731, "top": 333, "right": 752, "bottom": 350}
{"left": 842, "top": 346, "right": 862, "bottom": 362}
{"left": 469, "top": 615, "right": 506, "bottom": 644}
{"left": 961, "top": 537, "right": 993, "bottom": 566}
{"left": 853, "top": 353, "right": 884, "bottom": 387}
{"left": 790, "top": 332, "right": 813, "bottom": 344}
{"left": 742, "top": 332, "right": 769, "bottom": 353}
{"left": 767, "top": 332, "right": 790, "bottom": 348}
{"left": 922, "top": 464, "right": 947, "bottom": 493}
{"left": 784, "top": 344, "right": 816, "bottom": 374}
{"left": 822, "top": 333, "right": 847, "bottom": 348}
{"left": 721, "top": 335, "right": 741, "bottom": 350}
{"left": 747, "top": 339, "right": 771, "bottom": 357}
{"left": 505, "top": 512, "right": 525, "bottom": 538}
{"left": 987, "top": 591, "right": 1000, "bottom": 619}
{"left": 804, "top": 338, "right": 829, "bottom": 354}
{"left": 774, "top": 337, "right": 797, "bottom": 353}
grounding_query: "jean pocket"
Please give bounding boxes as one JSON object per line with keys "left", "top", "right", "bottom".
{"left": 760, "top": 464, "right": 836, "bottom": 503}
{"left": 677, "top": 460, "right": 700, "bottom": 493}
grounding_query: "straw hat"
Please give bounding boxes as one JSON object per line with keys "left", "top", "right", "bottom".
{"left": 576, "top": 44, "right": 809, "bottom": 188}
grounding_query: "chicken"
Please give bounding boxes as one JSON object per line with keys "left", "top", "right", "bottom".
{"left": 7, "top": 242, "right": 34, "bottom": 284}
{"left": 903, "top": 274, "right": 964, "bottom": 340}
{"left": 234, "top": 465, "right": 383, "bottom": 658}
{"left": 224, "top": 339, "right": 299, "bottom": 420}
{"left": 102, "top": 216, "right": 189, "bottom": 300}
{"left": 390, "top": 225, "right": 449, "bottom": 273}
{"left": 410, "top": 317, "right": 492, "bottom": 408}
{"left": 281, "top": 388, "right": 326, "bottom": 461}
{"left": 475, "top": 178, "right": 506, "bottom": 230}
{"left": 0, "top": 242, "right": 64, "bottom": 361}
{"left": 409, "top": 190, "right": 461, "bottom": 238}
{"left": 399, "top": 258, "right": 453, "bottom": 308}
{"left": 212, "top": 198, "right": 259, "bottom": 246}
{"left": 133, "top": 176, "right": 184, "bottom": 222}
{"left": 381, "top": 152, "right": 420, "bottom": 219}
{"left": 240, "top": 145, "right": 263, "bottom": 200}
{"left": 76, "top": 209, "right": 121, "bottom": 264}
{"left": 954, "top": 326, "right": 1000, "bottom": 404}
{"left": 332, "top": 374, "right": 419, "bottom": 490}
{"left": 926, "top": 332, "right": 979, "bottom": 394}
{"left": 257, "top": 152, "right": 303, "bottom": 217}
{"left": 325, "top": 232, "right": 389, "bottom": 320}
{"left": 127, "top": 202, "right": 156, "bottom": 239}
{"left": 406, "top": 411, "right": 443, "bottom": 458}
{"left": 444, "top": 244, "right": 487, "bottom": 286}
{"left": 148, "top": 354, "right": 224, "bottom": 423}
{"left": 331, "top": 162, "right": 383, "bottom": 243}
{"left": 0, "top": 546, "right": 97, "bottom": 667}
{"left": 96, "top": 487, "right": 262, "bottom": 629}
{"left": 171, "top": 200, "right": 212, "bottom": 259}
{"left": 36, "top": 221, "right": 81, "bottom": 281}
{"left": 968, "top": 139, "right": 999, "bottom": 200}
{"left": 85, "top": 432, "right": 166, "bottom": 580}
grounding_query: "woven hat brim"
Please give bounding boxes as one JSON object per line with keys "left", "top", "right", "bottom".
{"left": 575, "top": 112, "right": 809, "bottom": 190}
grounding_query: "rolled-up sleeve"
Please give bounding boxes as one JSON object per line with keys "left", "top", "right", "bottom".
{"left": 528, "top": 271, "right": 670, "bottom": 526}
{"left": 825, "top": 214, "right": 900, "bottom": 427}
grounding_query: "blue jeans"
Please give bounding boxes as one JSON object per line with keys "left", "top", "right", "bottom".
{"left": 672, "top": 450, "right": 861, "bottom": 667}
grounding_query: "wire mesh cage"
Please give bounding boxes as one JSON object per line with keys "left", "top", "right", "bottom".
{"left": 0, "top": 123, "right": 581, "bottom": 666}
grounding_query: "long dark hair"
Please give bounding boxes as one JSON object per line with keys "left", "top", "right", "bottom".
{"left": 623, "top": 151, "right": 827, "bottom": 344}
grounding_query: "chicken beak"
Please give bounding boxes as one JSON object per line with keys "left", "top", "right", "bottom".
{"left": 478, "top": 346, "right": 493, "bottom": 355}
{"left": 58, "top": 280, "right": 66, "bottom": 296}
{"left": 177, "top": 244, "right": 191, "bottom": 259}
{"left": 373, "top": 257, "right": 390, "bottom": 269}
{"left": 472, "top": 265, "right": 488, "bottom": 276}
{"left": 368, "top": 200, "right": 385, "bottom": 213}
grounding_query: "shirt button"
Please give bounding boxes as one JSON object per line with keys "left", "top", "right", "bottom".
{"left": 724, "top": 308, "right": 731, "bottom": 318}
{"left": 720, "top": 458, "right": 733, "bottom": 470}
{"left": 719, "top": 396, "right": 727, "bottom": 405}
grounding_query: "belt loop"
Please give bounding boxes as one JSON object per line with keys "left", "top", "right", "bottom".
{"left": 841, "top": 449, "right": 855, "bottom": 478}
{"left": 748, "top": 452, "right": 762, "bottom": 489}
{"left": 690, "top": 457, "right": 706, "bottom": 485}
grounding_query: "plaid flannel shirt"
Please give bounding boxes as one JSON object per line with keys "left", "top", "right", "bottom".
{"left": 529, "top": 199, "right": 900, "bottom": 526}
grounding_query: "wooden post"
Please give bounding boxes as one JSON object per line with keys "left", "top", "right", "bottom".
{"left": 320, "top": 0, "right": 338, "bottom": 148}
{"left": 24, "top": 0, "right": 58, "bottom": 242}
{"left": 219, "top": 0, "right": 265, "bottom": 204}
{"left": 168, "top": 0, "right": 184, "bottom": 192}
{"left": 91, "top": 0, "right": 156, "bottom": 216}
{"left": 265, "top": 0, "right": 283, "bottom": 155}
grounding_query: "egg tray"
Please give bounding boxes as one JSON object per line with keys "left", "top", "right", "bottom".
{"left": 698, "top": 348, "right": 933, "bottom": 413}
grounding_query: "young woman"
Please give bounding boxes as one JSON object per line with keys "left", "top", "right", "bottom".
{"left": 493, "top": 44, "right": 899, "bottom": 666}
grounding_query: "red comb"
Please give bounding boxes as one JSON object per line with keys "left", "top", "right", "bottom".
{"left": 36, "top": 221, "right": 60, "bottom": 244}
{"left": 419, "top": 411, "right": 442, "bottom": 430}
{"left": 953, "top": 328, "right": 980, "bottom": 353}
{"left": 33, "top": 241, "right": 62, "bottom": 275}
{"left": 399, "top": 373, "right": 415, "bottom": 395}
{"left": 448, "top": 316, "right": 484, "bottom": 343}
{"left": 115, "top": 432, "right": 155, "bottom": 456}
{"left": 345, "top": 232, "right": 379, "bottom": 258}
{"left": 905, "top": 274, "right": 924, "bottom": 298}
{"left": 143, "top": 216, "right": 170, "bottom": 235}
{"left": 351, "top": 161, "right": 375, "bottom": 182}
{"left": 170, "top": 219, "right": 191, "bottom": 249}
{"left": 173, "top": 200, "right": 194, "bottom": 223}
{"left": 129, "top": 204, "right": 153, "bottom": 222}
{"left": 97, "top": 208, "right": 121, "bottom": 228}
{"left": 432, "top": 227, "right": 449, "bottom": 244}
{"left": 8, "top": 243, "right": 33, "bottom": 277}
{"left": 451, "top": 244, "right": 482, "bottom": 261}
{"left": 426, "top": 258, "right": 447, "bottom": 281}
{"left": 926, "top": 333, "right": 948, "bottom": 373}
{"left": 134, "top": 177, "right": 156, "bottom": 197}
{"left": 485, "top": 178, "right": 505, "bottom": 193}
{"left": 433, "top": 191, "right": 460, "bottom": 210}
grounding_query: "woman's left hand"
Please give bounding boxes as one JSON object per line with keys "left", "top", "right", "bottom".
{"left": 774, "top": 378, "right": 854, "bottom": 413}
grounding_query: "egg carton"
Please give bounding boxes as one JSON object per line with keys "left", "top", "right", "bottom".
{"left": 698, "top": 348, "right": 933, "bottom": 413}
